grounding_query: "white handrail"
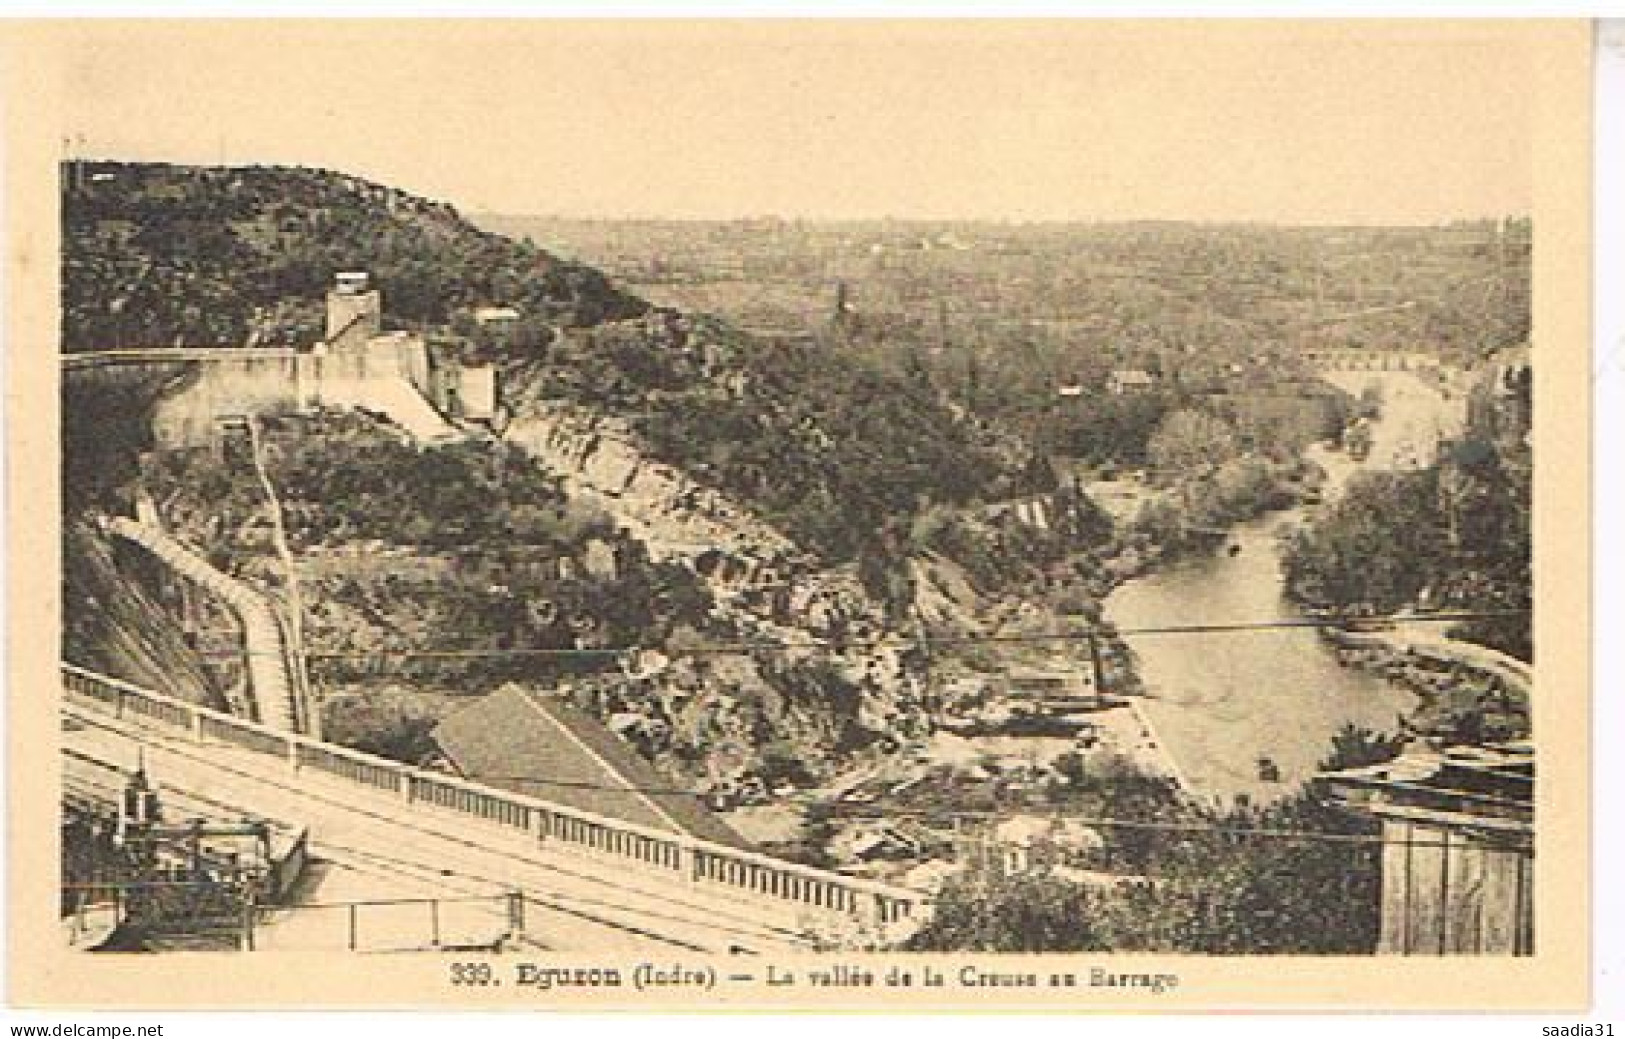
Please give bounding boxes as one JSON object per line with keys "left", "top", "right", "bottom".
{"left": 60, "top": 663, "right": 928, "bottom": 927}
{"left": 62, "top": 347, "right": 303, "bottom": 369}
{"left": 99, "top": 516, "right": 299, "bottom": 731}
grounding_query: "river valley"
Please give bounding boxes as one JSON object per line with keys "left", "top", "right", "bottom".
{"left": 1102, "top": 368, "right": 1465, "bottom": 807}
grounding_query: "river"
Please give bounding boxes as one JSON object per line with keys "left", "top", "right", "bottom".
{"left": 1102, "top": 369, "right": 1463, "bottom": 807}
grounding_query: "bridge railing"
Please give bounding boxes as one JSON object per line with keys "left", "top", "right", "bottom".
{"left": 201, "top": 714, "right": 292, "bottom": 759}
{"left": 60, "top": 347, "right": 302, "bottom": 370}
{"left": 61, "top": 663, "right": 928, "bottom": 935}
{"left": 297, "top": 742, "right": 403, "bottom": 796}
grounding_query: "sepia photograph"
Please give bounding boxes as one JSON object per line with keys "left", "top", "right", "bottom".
{"left": 1, "top": 16, "right": 1596, "bottom": 1012}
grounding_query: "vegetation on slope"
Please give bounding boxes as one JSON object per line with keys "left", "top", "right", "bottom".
{"left": 1282, "top": 357, "right": 1532, "bottom": 662}
{"left": 145, "top": 410, "right": 715, "bottom": 689}
{"left": 61, "top": 162, "right": 1534, "bottom": 798}
{"left": 63, "top": 161, "right": 644, "bottom": 351}
{"left": 65, "top": 162, "right": 1040, "bottom": 575}
{"left": 906, "top": 725, "right": 1402, "bottom": 954}
{"left": 633, "top": 338, "right": 1016, "bottom": 565}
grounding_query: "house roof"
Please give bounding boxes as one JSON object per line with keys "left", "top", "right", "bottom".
{"left": 993, "top": 815, "right": 1052, "bottom": 846}
{"left": 1110, "top": 369, "right": 1155, "bottom": 384}
{"left": 1319, "top": 742, "right": 1533, "bottom": 831}
{"left": 431, "top": 684, "right": 752, "bottom": 850}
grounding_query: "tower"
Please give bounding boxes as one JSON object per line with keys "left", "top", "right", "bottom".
{"left": 325, "top": 271, "right": 382, "bottom": 352}
{"left": 831, "top": 281, "right": 858, "bottom": 342}
{"left": 116, "top": 758, "right": 162, "bottom": 866}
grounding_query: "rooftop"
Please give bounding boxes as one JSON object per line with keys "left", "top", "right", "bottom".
{"left": 431, "top": 684, "right": 752, "bottom": 850}
{"left": 1319, "top": 741, "right": 1533, "bottom": 833}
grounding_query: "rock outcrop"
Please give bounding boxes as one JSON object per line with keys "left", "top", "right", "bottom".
{"left": 506, "top": 404, "right": 799, "bottom": 577}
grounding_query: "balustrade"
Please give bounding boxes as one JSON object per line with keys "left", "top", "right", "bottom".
{"left": 60, "top": 663, "right": 924, "bottom": 930}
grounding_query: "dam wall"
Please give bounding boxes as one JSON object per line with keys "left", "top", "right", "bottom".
{"left": 146, "top": 336, "right": 450, "bottom": 448}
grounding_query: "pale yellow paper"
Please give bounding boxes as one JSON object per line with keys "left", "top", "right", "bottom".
{"left": 2, "top": 19, "right": 1592, "bottom": 1010}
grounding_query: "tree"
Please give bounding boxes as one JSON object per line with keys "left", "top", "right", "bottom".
{"left": 905, "top": 867, "right": 1109, "bottom": 952}
{"left": 1321, "top": 723, "right": 1407, "bottom": 771}
{"left": 1282, "top": 469, "right": 1447, "bottom": 613}
{"left": 1147, "top": 409, "right": 1238, "bottom": 486}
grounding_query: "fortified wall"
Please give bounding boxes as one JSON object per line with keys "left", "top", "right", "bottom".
{"left": 148, "top": 273, "right": 495, "bottom": 448}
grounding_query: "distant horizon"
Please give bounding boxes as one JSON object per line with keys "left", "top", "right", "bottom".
{"left": 50, "top": 22, "right": 1532, "bottom": 227}
{"left": 473, "top": 207, "right": 1533, "bottom": 229}
{"left": 67, "top": 156, "right": 1533, "bottom": 231}
{"left": 63, "top": 152, "right": 1535, "bottom": 231}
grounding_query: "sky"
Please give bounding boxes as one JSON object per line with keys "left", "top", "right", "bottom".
{"left": 46, "top": 20, "right": 1534, "bottom": 224}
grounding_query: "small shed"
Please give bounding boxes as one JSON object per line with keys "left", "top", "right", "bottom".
{"left": 1320, "top": 742, "right": 1533, "bottom": 955}
{"left": 474, "top": 305, "right": 522, "bottom": 327}
{"left": 1108, "top": 369, "right": 1156, "bottom": 396}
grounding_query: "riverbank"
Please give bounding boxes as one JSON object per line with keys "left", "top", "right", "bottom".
{"left": 1097, "top": 367, "right": 1468, "bottom": 808}
{"left": 1103, "top": 509, "right": 1417, "bottom": 808}
{"left": 1291, "top": 364, "right": 1530, "bottom": 739}
{"left": 1319, "top": 623, "right": 1530, "bottom": 742}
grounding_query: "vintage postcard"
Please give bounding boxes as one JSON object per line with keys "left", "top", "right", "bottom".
{"left": 1, "top": 18, "right": 1594, "bottom": 1010}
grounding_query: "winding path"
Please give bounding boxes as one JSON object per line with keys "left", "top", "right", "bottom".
{"left": 99, "top": 515, "right": 300, "bottom": 731}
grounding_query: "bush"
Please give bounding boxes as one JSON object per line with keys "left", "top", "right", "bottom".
{"left": 321, "top": 691, "right": 443, "bottom": 765}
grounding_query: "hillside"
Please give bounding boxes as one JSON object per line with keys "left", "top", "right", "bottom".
{"left": 64, "top": 162, "right": 1041, "bottom": 572}
{"left": 69, "top": 162, "right": 1530, "bottom": 806}
{"left": 64, "top": 162, "right": 646, "bottom": 350}
{"left": 496, "top": 217, "right": 1525, "bottom": 479}
{"left": 62, "top": 519, "right": 223, "bottom": 709}
{"left": 59, "top": 162, "right": 1080, "bottom": 796}
{"left": 59, "top": 161, "right": 1535, "bottom": 920}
